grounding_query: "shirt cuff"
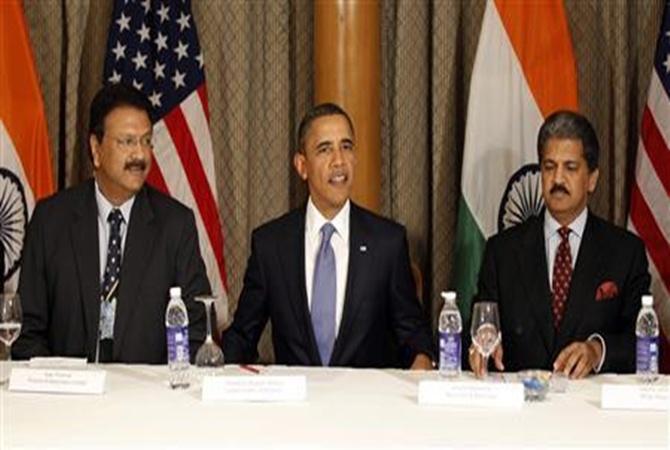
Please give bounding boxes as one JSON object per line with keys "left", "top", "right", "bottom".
{"left": 587, "top": 333, "right": 606, "bottom": 373}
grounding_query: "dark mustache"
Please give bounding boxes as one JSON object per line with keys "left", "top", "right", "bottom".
{"left": 550, "top": 184, "right": 569, "bottom": 195}
{"left": 124, "top": 159, "right": 147, "bottom": 171}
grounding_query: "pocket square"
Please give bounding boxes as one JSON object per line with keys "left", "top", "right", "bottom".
{"left": 595, "top": 281, "right": 619, "bottom": 301}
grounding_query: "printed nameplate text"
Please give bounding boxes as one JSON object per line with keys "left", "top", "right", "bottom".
{"left": 9, "top": 368, "right": 106, "bottom": 395}
{"left": 418, "top": 380, "right": 523, "bottom": 408}
{"left": 601, "top": 383, "right": 669, "bottom": 411}
{"left": 202, "top": 375, "right": 307, "bottom": 402}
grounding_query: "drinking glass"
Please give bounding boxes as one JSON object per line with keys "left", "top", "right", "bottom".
{"left": 470, "top": 301, "right": 501, "bottom": 378}
{"left": 0, "top": 293, "right": 22, "bottom": 385}
{"left": 194, "top": 296, "right": 224, "bottom": 371}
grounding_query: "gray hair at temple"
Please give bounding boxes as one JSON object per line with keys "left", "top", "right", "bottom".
{"left": 537, "top": 110, "right": 600, "bottom": 172}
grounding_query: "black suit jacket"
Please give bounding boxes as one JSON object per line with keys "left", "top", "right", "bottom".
{"left": 13, "top": 179, "right": 211, "bottom": 363}
{"left": 472, "top": 212, "right": 650, "bottom": 373}
{"left": 223, "top": 203, "right": 434, "bottom": 368}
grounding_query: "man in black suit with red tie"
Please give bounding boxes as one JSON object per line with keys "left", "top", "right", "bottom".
{"left": 13, "top": 84, "right": 210, "bottom": 363}
{"left": 223, "top": 103, "right": 434, "bottom": 369}
{"left": 469, "top": 111, "right": 650, "bottom": 378}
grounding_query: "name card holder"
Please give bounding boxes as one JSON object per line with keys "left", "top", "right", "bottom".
{"left": 9, "top": 368, "right": 106, "bottom": 395}
{"left": 601, "top": 383, "right": 669, "bottom": 411}
{"left": 202, "top": 375, "right": 307, "bottom": 402}
{"left": 418, "top": 380, "right": 524, "bottom": 409}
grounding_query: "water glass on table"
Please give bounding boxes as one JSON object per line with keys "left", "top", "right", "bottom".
{"left": 470, "top": 301, "right": 501, "bottom": 379}
{"left": 0, "top": 293, "right": 22, "bottom": 385}
{"left": 194, "top": 295, "right": 224, "bottom": 374}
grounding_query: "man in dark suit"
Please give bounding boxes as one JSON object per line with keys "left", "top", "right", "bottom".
{"left": 13, "top": 84, "right": 210, "bottom": 363}
{"left": 223, "top": 103, "right": 433, "bottom": 369}
{"left": 468, "top": 111, "right": 650, "bottom": 378}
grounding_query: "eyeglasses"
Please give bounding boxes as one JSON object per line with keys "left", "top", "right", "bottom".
{"left": 108, "top": 135, "right": 154, "bottom": 150}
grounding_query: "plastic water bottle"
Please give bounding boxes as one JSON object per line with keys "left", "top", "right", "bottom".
{"left": 635, "top": 295, "right": 659, "bottom": 383}
{"left": 166, "top": 286, "right": 190, "bottom": 388}
{"left": 438, "top": 291, "right": 462, "bottom": 378}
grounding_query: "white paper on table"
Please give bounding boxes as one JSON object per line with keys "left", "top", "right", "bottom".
{"left": 202, "top": 375, "right": 307, "bottom": 402}
{"left": 601, "top": 383, "right": 669, "bottom": 411}
{"left": 418, "top": 380, "right": 524, "bottom": 408}
{"left": 8, "top": 367, "right": 106, "bottom": 395}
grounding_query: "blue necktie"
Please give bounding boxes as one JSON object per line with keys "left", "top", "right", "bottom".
{"left": 311, "top": 223, "right": 336, "bottom": 366}
{"left": 98, "top": 209, "right": 123, "bottom": 362}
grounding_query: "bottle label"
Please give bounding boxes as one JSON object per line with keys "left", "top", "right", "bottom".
{"left": 167, "top": 326, "right": 190, "bottom": 363}
{"left": 439, "top": 331, "right": 461, "bottom": 371}
{"left": 636, "top": 336, "right": 659, "bottom": 373}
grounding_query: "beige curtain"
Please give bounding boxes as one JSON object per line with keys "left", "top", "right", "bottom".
{"left": 380, "top": 0, "right": 662, "bottom": 324}
{"left": 17, "top": 0, "right": 663, "bottom": 360}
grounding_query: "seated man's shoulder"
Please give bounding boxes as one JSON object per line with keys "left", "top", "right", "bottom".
{"left": 352, "top": 203, "right": 406, "bottom": 238}
{"left": 32, "top": 180, "right": 92, "bottom": 219}
{"left": 487, "top": 214, "right": 541, "bottom": 248}
{"left": 252, "top": 208, "right": 303, "bottom": 241}
{"left": 589, "top": 213, "right": 645, "bottom": 250}
{"left": 144, "top": 184, "right": 195, "bottom": 219}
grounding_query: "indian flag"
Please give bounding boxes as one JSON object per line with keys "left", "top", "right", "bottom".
{"left": 454, "top": 0, "right": 578, "bottom": 321}
{"left": 0, "top": 0, "right": 54, "bottom": 292}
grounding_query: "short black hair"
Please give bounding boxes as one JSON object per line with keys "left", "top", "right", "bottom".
{"left": 537, "top": 110, "right": 599, "bottom": 172}
{"left": 296, "top": 103, "right": 355, "bottom": 151}
{"left": 89, "top": 83, "right": 153, "bottom": 141}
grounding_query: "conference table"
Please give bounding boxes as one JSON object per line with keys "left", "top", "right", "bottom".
{"left": 2, "top": 363, "right": 668, "bottom": 449}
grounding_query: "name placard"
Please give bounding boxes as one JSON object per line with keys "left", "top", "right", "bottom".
{"left": 202, "top": 375, "right": 307, "bottom": 402}
{"left": 418, "top": 380, "right": 524, "bottom": 409}
{"left": 601, "top": 383, "right": 669, "bottom": 411}
{"left": 8, "top": 368, "right": 106, "bottom": 395}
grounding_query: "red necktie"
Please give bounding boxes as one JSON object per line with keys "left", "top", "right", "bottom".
{"left": 552, "top": 226, "right": 572, "bottom": 329}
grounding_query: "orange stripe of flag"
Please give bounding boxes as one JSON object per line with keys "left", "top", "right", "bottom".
{"left": 495, "top": 0, "right": 579, "bottom": 117}
{"left": 0, "top": 0, "right": 54, "bottom": 199}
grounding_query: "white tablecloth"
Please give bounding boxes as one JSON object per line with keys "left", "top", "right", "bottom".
{"left": 2, "top": 364, "right": 668, "bottom": 449}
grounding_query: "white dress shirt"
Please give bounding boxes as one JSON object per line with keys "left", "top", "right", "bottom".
{"left": 544, "top": 207, "right": 587, "bottom": 287}
{"left": 304, "top": 198, "right": 350, "bottom": 336}
{"left": 95, "top": 181, "right": 135, "bottom": 283}
{"left": 543, "top": 207, "right": 605, "bottom": 372}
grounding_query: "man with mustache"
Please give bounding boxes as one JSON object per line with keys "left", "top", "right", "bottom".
{"left": 468, "top": 111, "right": 650, "bottom": 378}
{"left": 14, "top": 84, "right": 211, "bottom": 363}
{"left": 223, "top": 103, "right": 434, "bottom": 368}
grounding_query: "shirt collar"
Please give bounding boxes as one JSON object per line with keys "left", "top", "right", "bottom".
{"left": 305, "top": 197, "right": 350, "bottom": 243}
{"left": 544, "top": 206, "right": 588, "bottom": 239}
{"left": 95, "top": 181, "right": 135, "bottom": 225}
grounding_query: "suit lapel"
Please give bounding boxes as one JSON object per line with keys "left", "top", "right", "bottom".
{"left": 558, "top": 213, "right": 603, "bottom": 343}
{"left": 71, "top": 180, "right": 101, "bottom": 361}
{"left": 517, "top": 217, "right": 555, "bottom": 355}
{"left": 277, "top": 207, "right": 321, "bottom": 364}
{"left": 330, "top": 204, "right": 367, "bottom": 365}
{"left": 113, "top": 187, "right": 156, "bottom": 357}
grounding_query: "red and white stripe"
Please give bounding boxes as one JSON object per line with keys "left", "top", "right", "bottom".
{"left": 628, "top": 69, "right": 670, "bottom": 372}
{"left": 148, "top": 85, "right": 228, "bottom": 329}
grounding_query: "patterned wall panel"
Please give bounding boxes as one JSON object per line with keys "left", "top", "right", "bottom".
{"left": 17, "top": 0, "right": 662, "bottom": 362}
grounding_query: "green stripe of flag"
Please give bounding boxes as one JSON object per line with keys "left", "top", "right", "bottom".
{"left": 453, "top": 196, "right": 486, "bottom": 324}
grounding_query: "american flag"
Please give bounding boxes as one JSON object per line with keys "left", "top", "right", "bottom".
{"left": 628, "top": 3, "right": 670, "bottom": 373}
{"left": 104, "top": 0, "right": 228, "bottom": 329}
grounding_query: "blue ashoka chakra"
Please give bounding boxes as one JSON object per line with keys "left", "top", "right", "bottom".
{"left": 498, "top": 163, "right": 544, "bottom": 232}
{"left": 0, "top": 168, "right": 28, "bottom": 283}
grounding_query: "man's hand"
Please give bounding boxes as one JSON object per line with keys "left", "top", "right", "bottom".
{"left": 410, "top": 353, "right": 433, "bottom": 370}
{"left": 469, "top": 343, "right": 504, "bottom": 378}
{"left": 553, "top": 340, "right": 602, "bottom": 379}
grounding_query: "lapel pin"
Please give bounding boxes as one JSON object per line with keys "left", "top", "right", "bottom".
{"left": 359, "top": 245, "right": 367, "bottom": 253}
